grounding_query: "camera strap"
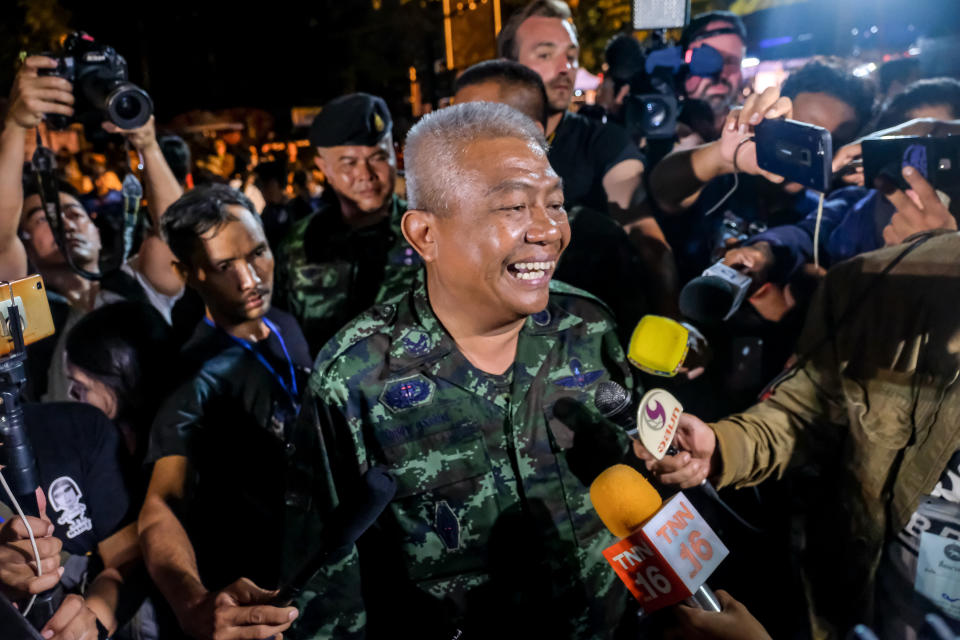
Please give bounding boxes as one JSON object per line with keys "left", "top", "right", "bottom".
{"left": 30, "top": 132, "right": 102, "bottom": 280}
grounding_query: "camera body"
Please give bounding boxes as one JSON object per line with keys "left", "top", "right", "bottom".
{"left": 38, "top": 32, "right": 153, "bottom": 134}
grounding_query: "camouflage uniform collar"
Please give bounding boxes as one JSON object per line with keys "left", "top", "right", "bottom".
{"left": 385, "top": 270, "right": 583, "bottom": 372}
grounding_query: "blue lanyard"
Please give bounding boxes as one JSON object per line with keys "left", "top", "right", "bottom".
{"left": 204, "top": 316, "right": 299, "bottom": 404}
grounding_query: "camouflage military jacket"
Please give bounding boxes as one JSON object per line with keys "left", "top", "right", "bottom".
{"left": 282, "top": 271, "right": 635, "bottom": 639}
{"left": 275, "top": 193, "right": 421, "bottom": 354}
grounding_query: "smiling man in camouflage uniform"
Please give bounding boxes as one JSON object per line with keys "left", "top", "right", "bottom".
{"left": 283, "top": 102, "right": 638, "bottom": 639}
{"left": 276, "top": 93, "right": 421, "bottom": 354}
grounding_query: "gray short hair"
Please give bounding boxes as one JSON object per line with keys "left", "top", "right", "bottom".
{"left": 404, "top": 102, "right": 548, "bottom": 214}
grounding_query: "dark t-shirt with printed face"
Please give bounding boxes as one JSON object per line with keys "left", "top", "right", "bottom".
{"left": 0, "top": 403, "right": 131, "bottom": 557}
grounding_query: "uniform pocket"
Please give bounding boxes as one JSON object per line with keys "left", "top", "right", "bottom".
{"left": 381, "top": 429, "right": 500, "bottom": 582}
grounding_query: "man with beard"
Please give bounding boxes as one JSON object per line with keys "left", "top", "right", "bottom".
{"left": 0, "top": 56, "right": 184, "bottom": 399}
{"left": 276, "top": 93, "right": 422, "bottom": 354}
{"left": 681, "top": 11, "right": 748, "bottom": 132}
{"left": 139, "top": 185, "right": 308, "bottom": 640}
{"left": 282, "top": 102, "right": 636, "bottom": 639}
{"left": 498, "top": 0, "right": 680, "bottom": 315}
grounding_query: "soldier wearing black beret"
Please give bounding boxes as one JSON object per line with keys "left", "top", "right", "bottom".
{"left": 275, "top": 93, "right": 421, "bottom": 354}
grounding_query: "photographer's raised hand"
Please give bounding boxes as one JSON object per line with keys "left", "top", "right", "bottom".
{"left": 6, "top": 56, "right": 74, "bottom": 130}
{"left": 0, "top": 55, "right": 72, "bottom": 281}
{"left": 649, "top": 87, "right": 792, "bottom": 214}
{"left": 717, "top": 86, "right": 792, "bottom": 182}
{"left": 101, "top": 115, "right": 184, "bottom": 296}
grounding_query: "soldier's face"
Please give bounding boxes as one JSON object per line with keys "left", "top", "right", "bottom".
{"left": 185, "top": 205, "right": 275, "bottom": 325}
{"left": 515, "top": 17, "right": 579, "bottom": 114}
{"left": 429, "top": 136, "right": 569, "bottom": 322}
{"left": 316, "top": 138, "right": 396, "bottom": 214}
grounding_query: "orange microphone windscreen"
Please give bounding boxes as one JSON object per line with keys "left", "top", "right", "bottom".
{"left": 589, "top": 464, "right": 663, "bottom": 539}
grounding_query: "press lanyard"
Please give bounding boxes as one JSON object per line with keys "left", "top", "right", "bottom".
{"left": 204, "top": 316, "right": 299, "bottom": 404}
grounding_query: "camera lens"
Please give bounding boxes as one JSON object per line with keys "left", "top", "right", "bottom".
{"left": 115, "top": 94, "right": 140, "bottom": 120}
{"left": 106, "top": 84, "right": 153, "bottom": 129}
{"left": 645, "top": 100, "right": 667, "bottom": 129}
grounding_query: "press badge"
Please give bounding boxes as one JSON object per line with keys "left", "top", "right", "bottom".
{"left": 915, "top": 532, "right": 960, "bottom": 619}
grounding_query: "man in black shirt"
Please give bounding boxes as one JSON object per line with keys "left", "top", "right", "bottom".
{"left": 139, "top": 185, "right": 304, "bottom": 640}
{"left": 498, "top": 0, "right": 680, "bottom": 315}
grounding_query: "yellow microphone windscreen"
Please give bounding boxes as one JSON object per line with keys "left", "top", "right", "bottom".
{"left": 627, "top": 315, "right": 689, "bottom": 377}
{"left": 589, "top": 464, "right": 663, "bottom": 539}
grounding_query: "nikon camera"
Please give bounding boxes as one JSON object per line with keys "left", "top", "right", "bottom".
{"left": 38, "top": 32, "right": 153, "bottom": 133}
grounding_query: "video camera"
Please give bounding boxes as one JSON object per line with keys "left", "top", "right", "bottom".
{"left": 605, "top": 34, "right": 724, "bottom": 141}
{"left": 38, "top": 32, "right": 153, "bottom": 136}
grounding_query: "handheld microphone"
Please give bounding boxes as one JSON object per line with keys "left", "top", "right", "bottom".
{"left": 590, "top": 464, "right": 726, "bottom": 613}
{"left": 273, "top": 467, "right": 396, "bottom": 605}
{"left": 120, "top": 173, "right": 143, "bottom": 263}
{"left": 679, "top": 262, "right": 752, "bottom": 325}
{"left": 594, "top": 382, "right": 682, "bottom": 459}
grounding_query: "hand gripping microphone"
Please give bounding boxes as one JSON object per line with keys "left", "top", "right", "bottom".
{"left": 590, "top": 464, "right": 726, "bottom": 613}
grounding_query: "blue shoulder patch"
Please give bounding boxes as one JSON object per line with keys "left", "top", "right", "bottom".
{"left": 380, "top": 374, "right": 436, "bottom": 412}
{"left": 554, "top": 358, "right": 604, "bottom": 389}
{"left": 400, "top": 328, "right": 433, "bottom": 357}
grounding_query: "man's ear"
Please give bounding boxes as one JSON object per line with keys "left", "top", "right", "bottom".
{"left": 313, "top": 152, "right": 327, "bottom": 175}
{"left": 173, "top": 260, "right": 193, "bottom": 286}
{"left": 401, "top": 209, "right": 439, "bottom": 263}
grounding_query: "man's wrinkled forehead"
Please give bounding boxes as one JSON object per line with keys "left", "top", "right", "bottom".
{"left": 457, "top": 136, "right": 556, "bottom": 188}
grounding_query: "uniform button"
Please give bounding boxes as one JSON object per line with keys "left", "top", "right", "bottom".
{"left": 285, "top": 442, "right": 296, "bottom": 456}
{"left": 379, "top": 304, "right": 395, "bottom": 319}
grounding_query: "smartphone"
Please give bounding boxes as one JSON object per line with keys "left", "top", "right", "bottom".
{"left": 862, "top": 135, "right": 960, "bottom": 192}
{"left": 0, "top": 275, "right": 55, "bottom": 356}
{"left": 754, "top": 118, "right": 833, "bottom": 193}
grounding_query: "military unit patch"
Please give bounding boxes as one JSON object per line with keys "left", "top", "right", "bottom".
{"left": 435, "top": 500, "right": 460, "bottom": 551}
{"left": 400, "top": 328, "right": 433, "bottom": 357}
{"left": 554, "top": 358, "right": 604, "bottom": 389}
{"left": 531, "top": 309, "right": 551, "bottom": 326}
{"left": 380, "top": 374, "right": 436, "bottom": 411}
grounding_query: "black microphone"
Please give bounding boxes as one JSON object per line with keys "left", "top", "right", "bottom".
{"left": 594, "top": 381, "right": 635, "bottom": 431}
{"left": 274, "top": 467, "right": 396, "bottom": 604}
{"left": 595, "top": 382, "right": 678, "bottom": 456}
{"left": 678, "top": 262, "right": 752, "bottom": 325}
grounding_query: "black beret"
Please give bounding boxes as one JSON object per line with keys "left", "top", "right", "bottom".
{"left": 309, "top": 93, "right": 393, "bottom": 148}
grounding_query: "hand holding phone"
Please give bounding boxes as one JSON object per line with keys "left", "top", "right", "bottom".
{"left": 881, "top": 165, "right": 956, "bottom": 246}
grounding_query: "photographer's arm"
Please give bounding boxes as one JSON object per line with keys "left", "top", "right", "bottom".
{"left": 603, "top": 160, "right": 682, "bottom": 316}
{"left": 650, "top": 87, "right": 792, "bottom": 215}
{"left": 103, "top": 117, "right": 184, "bottom": 296}
{"left": 0, "top": 56, "right": 74, "bottom": 281}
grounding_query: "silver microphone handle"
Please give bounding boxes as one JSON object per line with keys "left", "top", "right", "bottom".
{"left": 684, "top": 584, "right": 722, "bottom": 612}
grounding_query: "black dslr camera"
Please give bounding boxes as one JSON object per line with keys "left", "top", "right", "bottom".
{"left": 38, "top": 32, "right": 153, "bottom": 134}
